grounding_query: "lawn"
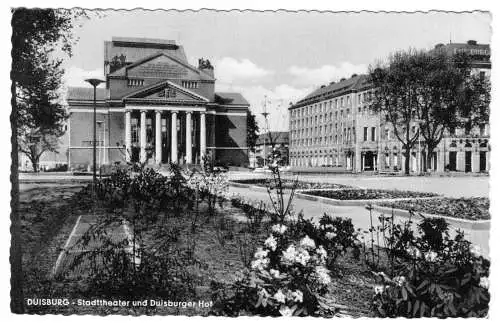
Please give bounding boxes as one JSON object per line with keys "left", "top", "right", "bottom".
{"left": 304, "top": 188, "right": 438, "bottom": 200}
{"left": 377, "top": 197, "right": 490, "bottom": 221}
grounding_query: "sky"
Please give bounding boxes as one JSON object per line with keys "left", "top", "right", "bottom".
{"left": 63, "top": 10, "right": 491, "bottom": 131}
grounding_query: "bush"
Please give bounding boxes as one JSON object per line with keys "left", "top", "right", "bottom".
{"left": 371, "top": 217, "right": 490, "bottom": 317}
{"left": 211, "top": 214, "right": 359, "bottom": 317}
{"left": 288, "top": 214, "right": 360, "bottom": 269}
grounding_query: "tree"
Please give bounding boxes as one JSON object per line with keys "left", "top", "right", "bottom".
{"left": 12, "top": 9, "right": 87, "bottom": 172}
{"left": 16, "top": 55, "right": 68, "bottom": 172}
{"left": 368, "top": 50, "right": 423, "bottom": 175}
{"left": 368, "top": 49, "right": 490, "bottom": 174}
{"left": 247, "top": 111, "right": 260, "bottom": 152}
{"left": 413, "top": 50, "right": 490, "bottom": 171}
{"left": 11, "top": 8, "right": 87, "bottom": 313}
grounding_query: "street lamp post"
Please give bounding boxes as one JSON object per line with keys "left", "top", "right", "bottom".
{"left": 85, "top": 78, "right": 105, "bottom": 191}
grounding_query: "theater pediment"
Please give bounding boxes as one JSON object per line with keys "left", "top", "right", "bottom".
{"left": 123, "top": 80, "right": 209, "bottom": 102}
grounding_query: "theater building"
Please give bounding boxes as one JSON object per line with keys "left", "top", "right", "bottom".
{"left": 288, "top": 40, "right": 490, "bottom": 174}
{"left": 66, "top": 37, "right": 250, "bottom": 170}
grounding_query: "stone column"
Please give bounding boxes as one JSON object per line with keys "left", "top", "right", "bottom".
{"left": 185, "top": 111, "right": 192, "bottom": 164}
{"left": 486, "top": 151, "right": 490, "bottom": 171}
{"left": 155, "top": 110, "right": 162, "bottom": 164}
{"left": 171, "top": 111, "right": 178, "bottom": 163}
{"left": 125, "top": 110, "right": 131, "bottom": 162}
{"left": 140, "top": 110, "right": 147, "bottom": 163}
{"left": 472, "top": 150, "right": 480, "bottom": 173}
{"left": 457, "top": 151, "right": 465, "bottom": 172}
{"left": 361, "top": 152, "right": 365, "bottom": 171}
{"left": 200, "top": 112, "right": 207, "bottom": 160}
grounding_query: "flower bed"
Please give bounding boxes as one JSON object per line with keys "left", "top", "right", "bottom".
{"left": 378, "top": 197, "right": 490, "bottom": 221}
{"left": 233, "top": 178, "right": 352, "bottom": 190}
{"left": 305, "top": 189, "right": 438, "bottom": 200}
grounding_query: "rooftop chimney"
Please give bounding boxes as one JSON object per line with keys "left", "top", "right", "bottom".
{"left": 467, "top": 40, "right": 478, "bottom": 45}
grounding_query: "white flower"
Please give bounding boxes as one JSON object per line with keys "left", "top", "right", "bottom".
{"left": 316, "top": 245, "right": 328, "bottom": 263}
{"left": 279, "top": 305, "right": 294, "bottom": 316}
{"left": 479, "top": 277, "right": 489, "bottom": 289}
{"left": 282, "top": 245, "right": 297, "bottom": 265}
{"left": 264, "top": 235, "right": 278, "bottom": 251}
{"left": 312, "top": 220, "right": 321, "bottom": 228}
{"left": 315, "top": 266, "right": 331, "bottom": 285}
{"left": 269, "top": 268, "right": 280, "bottom": 278}
{"left": 273, "top": 289, "right": 286, "bottom": 303}
{"left": 291, "top": 290, "right": 303, "bottom": 303}
{"left": 470, "top": 245, "right": 482, "bottom": 258}
{"left": 254, "top": 248, "right": 268, "bottom": 259}
{"left": 281, "top": 245, "right": 310, "bottom": 266}
{"left": 271, "top": 224, "right": 287, "bottom": 234}
{"left": 296, "top": 248, "right": 311, "bottom": 266}
{"left": 393, "top": 276, "right": 406, "bottom": 287}
{"left": 407, "top": 247, "right": 422, "bottom": 259}
{"left": 251, "top": 257, "right": 270, "bottom": 271}
{"left": 424, "top": 251, "right": 438, "bottom": 262}
{"left": 325, "top": 232, "right": 337, "bottom": 240}
{"left": 300, "top": 235, "right": 316, "bottom": 249}
{"left": 374, "top": 285, "right": 384, "bottom": 295}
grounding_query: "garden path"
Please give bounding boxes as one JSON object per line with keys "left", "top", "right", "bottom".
{"left": 52, "top": 213, "right": 131, "bottom": 277}
{"left": 228, "top": 186, "right": 490, "bottom": 258}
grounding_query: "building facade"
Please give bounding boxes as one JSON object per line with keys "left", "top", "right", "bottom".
{"left": 67, "top": 37, "right": 250, "bottom": 171}
{"left": 288, "top": 40, "right": 490, "bottom": 174}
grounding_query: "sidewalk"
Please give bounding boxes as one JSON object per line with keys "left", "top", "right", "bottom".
{"left": 228, "top": 185, "right": 490, "bottom": 257}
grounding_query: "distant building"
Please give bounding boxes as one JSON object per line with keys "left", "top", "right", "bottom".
{"left": 253, "top": 131, "right": 289, "bottom": 167}
{"left": 288, "top": 40, "right": 490, "bottom": 174}
{"left": 66, "top": 37, "right": 250, "bottom": 171}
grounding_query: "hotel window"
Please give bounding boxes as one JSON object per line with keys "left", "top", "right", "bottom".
{"left": 480, "top": 124, "right": 486, "bottom": 136}
{"left": 480, "top": 71, "right": 486, "bottom": 81}
{"left": 341, "top": 97, "right": 344, "bottom": 107}
{"left": 371, "top": 127, "right": 376, "bottom": 141}
{"left": 335, "top": 99, "right": 338, "bottom": 108}
{"left": 347, "top": 97, "right": 351, "bottom": 105}
{"left": 127, "top": 79, "right": 144, "bottom": 87}
{"left": 363, "top": 127, "right": 368, "bottom": 141}
{"left": 385, "top": 153, "right": 390, "bottom": 168}
{"left": 358, "top": 94, "right": 362, "bottom": 103}
{"left": 347, "top": 127, "right": 351, "bottom": 141}
{"left": 385, "top": 128, "right": 390, "bottom": 140}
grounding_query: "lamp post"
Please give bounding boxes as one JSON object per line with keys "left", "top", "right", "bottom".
{"left": 84, "top": 78, "right": 105, "bottom": 189}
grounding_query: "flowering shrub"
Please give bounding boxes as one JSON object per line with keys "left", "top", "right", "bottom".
{"left": 212, "top": 227, "right": 332, "bottom": 316}
{"left": 288, "top": 214, "right": 360, "bottom": 269}
{"left": 211, "top": 216, "right": 360, "bottom": 316}
{"left": 372, "top": 217, "right": 490, "bottom": 317}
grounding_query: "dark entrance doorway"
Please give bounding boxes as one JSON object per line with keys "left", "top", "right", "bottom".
{"left": 480, "top": 152, "right": 487, "bottom": 171}
{"left": 448, "top": 152, "right": 457, "bottom": 171}
{"left": 465, "top": 151, "right": 472, "bottom": 173}
{"left": 364, "top": 152, "right": 375, "bottom": 171}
